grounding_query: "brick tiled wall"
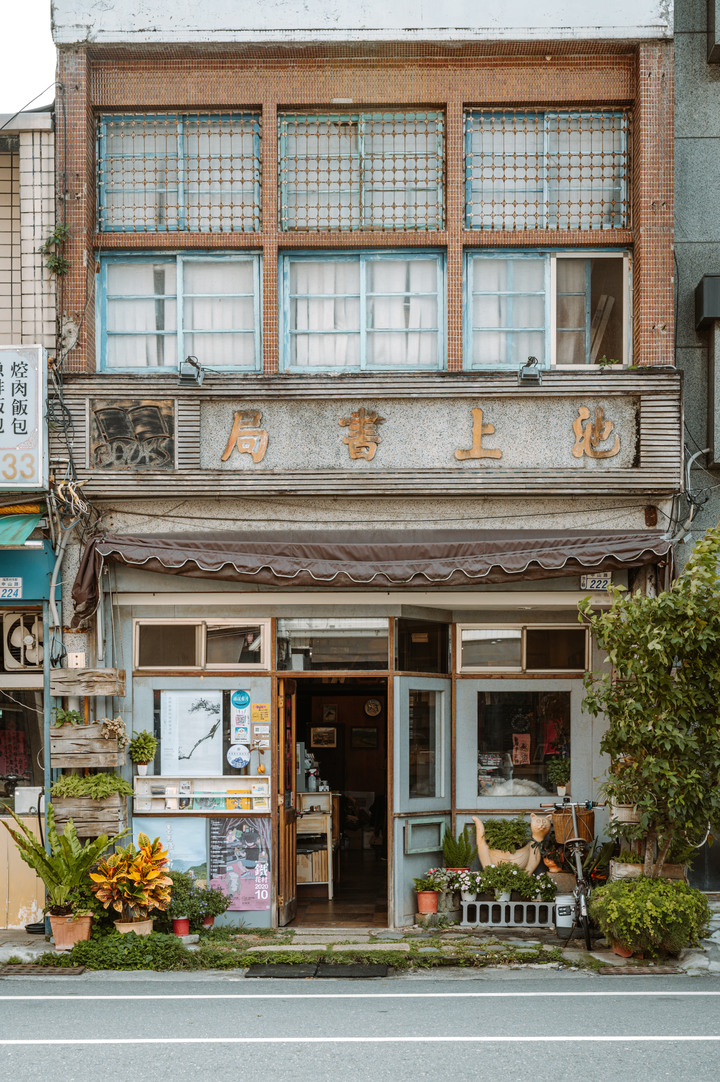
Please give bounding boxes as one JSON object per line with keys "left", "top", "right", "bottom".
{"left": 0, "top": 132, "right": 56, "bottom": 350}
{"left": 56, "top": 42, "right": 673, "bottom": 373}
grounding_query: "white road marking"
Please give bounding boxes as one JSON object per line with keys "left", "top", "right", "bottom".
{"left": 0, "top": 1036, "right": 718, "bottom": 1046}
{"left": 1, "top": 990, "right": 719, "bottom": 1002}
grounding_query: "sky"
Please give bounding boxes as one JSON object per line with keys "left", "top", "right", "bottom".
{"left": 1, "top": 2, "right": 56, "bottom": 116}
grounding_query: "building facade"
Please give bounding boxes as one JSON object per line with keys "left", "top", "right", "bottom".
{"left": 46, "top": 1, "right": 679, "bottom": 927}
{"left": 0, "top": 109, "right": 56, "bottom": 928}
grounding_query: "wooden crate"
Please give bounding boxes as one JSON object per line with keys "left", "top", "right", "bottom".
{"left": 50, "top": 723, "right": 127, "bottom": 768}
{"left": 51, "top": 795, "right": 128, "bottom": 838}
{"left": 296, "top": 850, "right": 328, "bottom": 884}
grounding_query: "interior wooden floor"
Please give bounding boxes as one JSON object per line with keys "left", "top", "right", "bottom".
{"left": 293, "top": 848, "right": 388, "bottom": 928}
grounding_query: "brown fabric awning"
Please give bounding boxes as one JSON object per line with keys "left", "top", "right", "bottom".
{"left": 71, "top": 529, "right": 672, "bottom": 624}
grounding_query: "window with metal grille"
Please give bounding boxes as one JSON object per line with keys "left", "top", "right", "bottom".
{"left": 99, "top": 253, "right": 262, "bottom": 370}
{"left": 465, "top": 250, "right": 629, "bottom": 369}
{"left": 281, "top": 251, "right": 445, "bottom": 370}
{"left": 465, "top": 110, "right": 629, "bottom": 231}
{"left": 97, "top": 113, "right": 262, "bottom": 233}
{"left": 278, "top": 111, "right": 445, "bottom": 231}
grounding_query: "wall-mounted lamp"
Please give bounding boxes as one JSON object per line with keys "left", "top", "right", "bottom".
{"left": 518, "top": 356, "right": 542, "bottom": 385}
{"left": 178, "top": 355, "right": 204, "bottom": 386}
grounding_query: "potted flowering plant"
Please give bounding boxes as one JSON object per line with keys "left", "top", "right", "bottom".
{"left": 455, "top": 869, "right": 484, "bottom": 902}
{"left": 479, "top": 863, "right": 539, "bottom": 901}
{"left": 90, "top": 832, "right": 171, "bottom": 934}
{"left": 413, "top": 872, "right": 443, "bottom": 915}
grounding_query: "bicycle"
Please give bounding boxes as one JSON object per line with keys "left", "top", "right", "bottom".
{"left": 541, "top": 798, "right": 605, "bottom": 950}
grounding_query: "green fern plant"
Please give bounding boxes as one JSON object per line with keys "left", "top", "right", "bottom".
{"left": 0, "top": 802, "right": 126, "bottom": 914}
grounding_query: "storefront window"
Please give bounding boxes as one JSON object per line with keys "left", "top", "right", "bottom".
{"left": 477, "top": 690, "right": 571, "bottom": 797}
{"left": 396, "top": 618, "right": 449, "bottom": 673}
{"left": 409, "top": 689, "right": 438, "bottom": 798}
{"left": 460, "top": 628, "right": 522, "bottom": 670}
{"left": 136, "top": 620, "right": 270, "bottom": 670}
{"left": 0, "top": 693, "right": 43, "bottom": 811}
{"left": 459, "top": 625, "right": 586, "bottom": 672}
{"left": 276, "top": 618, "right": 389, "bottom": 671}
{"left": 153, "top": 689, "right": 257, "bottom": 777}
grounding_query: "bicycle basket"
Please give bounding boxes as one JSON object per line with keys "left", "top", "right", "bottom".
{"left": 553, "top": 807, "right": 594, "bottom": 844}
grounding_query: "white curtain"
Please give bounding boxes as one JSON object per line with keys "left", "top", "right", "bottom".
{"left": 471, "top": 256, "right": 545, "bottom": 367}
{"left": 183, "top": 260, "right": 255, "bottom": 367}
{"left": 106, "top": 261, "right": 176, "bottom": 368}
{"left": 366, "top": 258, "right": 438, "bottom": 367}
{"left": 289, "top": 260, "right": 361, "bottom": 367}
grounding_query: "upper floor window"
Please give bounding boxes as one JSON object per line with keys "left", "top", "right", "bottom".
{"left": 99, "top": 253, "right": 262, "bottom": 371}
{"left": 97, "top": 113, "right": 262, "bottom": 233}
{"left": 281, "top": 251, "right": 445, "bottom": 371}
{"left": 465, "top": 109, "right": 629, "bottom": 231}
{"left": 465, "top": 250, "right": 629, "bottom": 369}
{"left": 278, "top": 111, "right": 445, "bottom": 231}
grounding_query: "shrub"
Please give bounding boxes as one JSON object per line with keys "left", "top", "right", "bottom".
{"left": 483, "top": 817, "right": 529, "bottom": 851}
{"left": 442, "top": 826, "right": 477, "bottom": 868}
{"left": 588, "top": 878, "right": 710, "bottom": 956}
{"left": 71, "top": 931, "right": 192, "bottom": 970}
{"left": 546, "top": 758, "right": 571, "bottom": 787}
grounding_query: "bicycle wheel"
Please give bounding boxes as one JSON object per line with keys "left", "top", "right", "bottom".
{"left": 578, "top": 888, "right": 592, "bottom": 950}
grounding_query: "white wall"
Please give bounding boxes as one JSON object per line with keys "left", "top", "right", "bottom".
{"left": 51, "top": 0, "right": 673, "bottom": 44}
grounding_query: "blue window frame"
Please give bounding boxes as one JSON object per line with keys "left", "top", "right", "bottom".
{"left": 465, "top": 250, "right": 629, "bottom": 369}
{"left": 280, "top": 251, "right": 445, "bottom": 372}
{"left": 465, "top": 109, "right": 629, "bottom": 231}
{"left": 97, "top": 113, "right": 262, "bottom": 233}
{"left": 98, "top": 252, "right": 262, "bottom": 371}
{"left": 278, "top": 111, "right": 445, "bottom": 232}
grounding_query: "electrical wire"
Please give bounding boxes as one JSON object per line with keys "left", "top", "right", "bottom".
{"left": 95, "top": 501, "right": 674, "bottom": 528}
{"left": 0, "top": 83, "right": 55, "bottom": 133}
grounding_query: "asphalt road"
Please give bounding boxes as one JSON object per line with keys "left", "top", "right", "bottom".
{"left": 1, "top": 972, "right": 719, "bottom": 1082}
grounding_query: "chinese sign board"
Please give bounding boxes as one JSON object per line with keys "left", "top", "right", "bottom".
{"left": 0, "top": 347, "right": 47, "bottom": 489}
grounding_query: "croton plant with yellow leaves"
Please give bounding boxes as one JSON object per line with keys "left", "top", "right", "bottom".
{"left": 90, "top": 833, "right": 172, "bottom": 922}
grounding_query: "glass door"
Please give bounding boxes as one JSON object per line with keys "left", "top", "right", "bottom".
{"left": 276, "top": 677, "right": 297, "bottom": 926}
{"left": 392, "top": 676, "right": 451, "bottom": 926}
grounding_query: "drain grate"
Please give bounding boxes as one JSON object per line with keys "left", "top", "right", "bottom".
{"left": 597, "top": 965, "right": 679, "bottom": 976}
{"left": 246, "top": 962, "right": 389, "bottom": 979}
{"left": 0, "top": 965, "right": 86, "bottom": 976}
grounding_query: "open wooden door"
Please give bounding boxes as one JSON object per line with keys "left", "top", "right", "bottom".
{"left": 277, "top": 677, "right": 297, "bottom": 926}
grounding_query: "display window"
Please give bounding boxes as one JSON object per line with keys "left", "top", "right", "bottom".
{"left": 477, "top": 689, "right": 571, "bottom": 798}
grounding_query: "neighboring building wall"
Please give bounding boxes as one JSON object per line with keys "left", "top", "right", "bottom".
{"left": 675, "top": 0, "right": 720, "bottom": 559}
{"left": 0, "top": 116, "right": 56, "bottom": 351}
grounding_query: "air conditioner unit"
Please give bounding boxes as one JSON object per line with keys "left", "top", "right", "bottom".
{"left": 3, "top": 613, "right": 44, "bottom": 670}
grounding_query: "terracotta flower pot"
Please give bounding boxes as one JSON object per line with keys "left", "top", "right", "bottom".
{"left": 612, "top": 941, "right": 634, "bottom": 958}
{"left": 114, "top": 917, "right": 154, "bottom": 936}
{"left": 172, "top": 916, "right": 190, "bottom": 936}
{"left": 201, "top": 916, "right": 215, "bottom": 928}
{"left": 416, "top": 890, "right": 439, "bottom": 914}
{"left": 49, "top": 913, "right": 92, "bottom": 951}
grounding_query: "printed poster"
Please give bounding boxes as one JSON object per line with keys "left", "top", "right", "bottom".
{"left": 208, "top": 816, "right": 271, "bottom": 911}
{"left": 161, "top": 690, "right": 223, "bottom": 776}
{"left": 133, "top": 816, "right": 208, "bottom": 881}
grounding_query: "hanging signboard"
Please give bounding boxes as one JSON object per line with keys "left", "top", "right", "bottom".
{"left": 208, "top": 816, "right": 271, "bottom": 911}
{"left": 0, "top": 347, "right": 47, "bottom": 489}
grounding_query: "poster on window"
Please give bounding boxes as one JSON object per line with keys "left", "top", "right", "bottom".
{"left": 208, "top": 816, "right": 271, "bottom": 911}
{"left": 160, "top": 690, "right": 223, "bottom": 776}
{"left": 133, "top": 816, "right": 208, "bottom": 880}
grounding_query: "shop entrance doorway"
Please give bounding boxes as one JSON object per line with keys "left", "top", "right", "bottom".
{"left": 279, "top": 676, "right": 388, "bottom": 928}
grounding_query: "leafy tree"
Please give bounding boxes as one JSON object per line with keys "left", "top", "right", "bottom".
{"left": 579, "top": 525, "right": 720, "bottom": 876}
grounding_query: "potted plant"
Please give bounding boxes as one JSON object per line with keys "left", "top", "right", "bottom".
{"left": 50, "top": 771, "right": 132, "bottom": 837}
{"left": 50, "top": 710, "right": 127, "bottom": 769}
{"left": 413, "top": 871, "right": 444, "bottom": 915}
{"left": 609, "top": 847, "right": 644, "bottom": 881}
{"left": 546, "top": 757, "right": 571, "bottom": 796}
{"left": 0, "top": 803, "right": 125, "bottom": 950}
{"left": 128, "top": 729, "right": 158, "bottom": 775}
{"left": 90, "top": 832, "right": 171, "bottom": 934}
{"left": 588, "top": 877, "right": 710, "bottom": 958}
{"left": 199, "top": 884, "right": 230, "bottom": 928}
{"left": 480, "top": 863, "right": 539, "bottom": 901}
{"left": 442, "top": 825, "right": 477, "bottom": 870}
